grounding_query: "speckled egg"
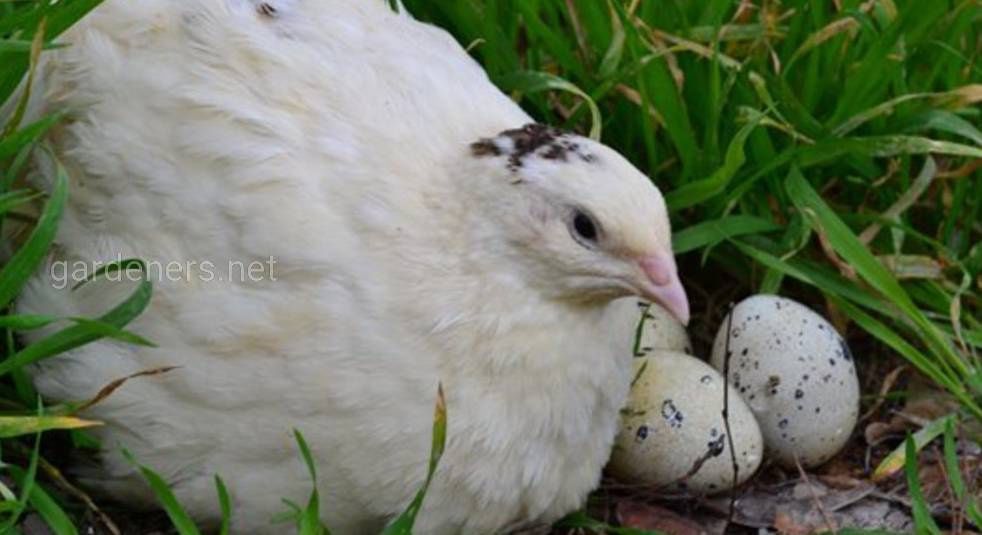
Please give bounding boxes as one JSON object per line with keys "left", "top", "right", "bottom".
{"left": 634, "top": 301, "right": 692, "bottom": 355}
{"left": 609, "top": 351, "right": 764, "bottom": 494}
{"left": 709, "top": 295, "right": 859, "bottom": 468}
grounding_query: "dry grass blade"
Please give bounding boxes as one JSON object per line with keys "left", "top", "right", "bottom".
{"left": 58, "top": 366, "right": 179, "bottom": 415}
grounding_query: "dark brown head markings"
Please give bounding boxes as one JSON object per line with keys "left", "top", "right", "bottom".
{"left": 257, "top": 2, "right": 277, "bottom": 17}
{"left": 470, "top": 123, "right": 597, "bottom": 173}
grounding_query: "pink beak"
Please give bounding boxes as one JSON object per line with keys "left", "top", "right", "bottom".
{"left": 639, "top": 253, "right": 690, "bottom": 325}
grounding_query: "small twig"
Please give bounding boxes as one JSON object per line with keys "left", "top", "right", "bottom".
{"left": 721, "top": 302, "right": 739, "bottom": 525}
{"left": 794, "top": 454, "right": 838, "bottom": 533}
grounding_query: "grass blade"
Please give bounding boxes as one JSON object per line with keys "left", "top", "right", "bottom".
{"left": 293, "top": 429, "right": 330, "bottom": 535}
{"left": 903, "top": 435, "right": 942, "bottom": 535}
{"left": 5, "top": 465, "right": 77, "bottom": 535}
{"left": 381, "top": 384, "right": 447, "bottom": 535}
{"left": 0, "top": 153, "right": 67, "bottom": 310}
{"left": 673, "top": 215, "right": 780, "bottom": 254}
{"left": 0, "top": 275, "right": 152, "bottom": 376}
{"left": 123, "top": 450, "right": 201, "bottom": 535}
{"left": 0, "top": 415, "right": 99, "bottom": 439}
{"left": 873, "top": 415, "right": 953, "bottom": 483}
{"left": 215, "top": 475, "right": 232, "bottom": 535}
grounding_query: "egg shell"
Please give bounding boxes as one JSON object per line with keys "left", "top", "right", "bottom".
{"left": 609, "top": 351, "right": 763, "bottom": 494}
{"left": 709, "top": 295, "right": 859, "bottom": 468}
{"left": 634, "top": 301, "right": 692, "bottom": 355}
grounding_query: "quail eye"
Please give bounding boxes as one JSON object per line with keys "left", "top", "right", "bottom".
{"left": 571, "top": 210, "right": 599, "bottom": 244}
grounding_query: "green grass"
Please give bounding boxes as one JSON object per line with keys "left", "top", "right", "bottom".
{"left": 1, "top": 0, "right": 980, "bottom": 533}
